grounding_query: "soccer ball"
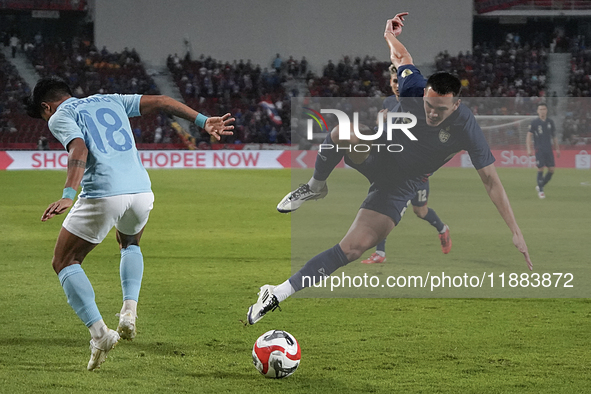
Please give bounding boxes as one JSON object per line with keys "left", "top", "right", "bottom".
{"left": 252, "top": 330, "right": 301, "bottom": 378}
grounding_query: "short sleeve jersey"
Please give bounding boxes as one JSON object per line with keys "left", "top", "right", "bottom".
{"left": 371, "top": 64, "right": 495, "bottom": 183}
{"left": 528, "top": 117, "right": 555, "bottom": 151}
{"left": 48, "top": 94, "right": 151, "bottom": 198}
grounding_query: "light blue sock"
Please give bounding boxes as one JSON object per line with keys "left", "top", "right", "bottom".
{"left": 58, "top": 264, "right": 102, "bottom": 328}
{"left": 120, "top": 245, "right": 144, "bottom": 302}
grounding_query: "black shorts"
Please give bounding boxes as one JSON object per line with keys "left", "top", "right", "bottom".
{"left": 411, "top": 179, "right": 429, "bottom": 207}
{"left": 345, "top": 155, "right": 422, "bottom": 225}
{"left": 535, "top": 149, "right": 555, "bottom": 168}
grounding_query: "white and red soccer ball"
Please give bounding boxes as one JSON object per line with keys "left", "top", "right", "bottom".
{"left": 252, "top": 330, "right": 301, "bottom": 378}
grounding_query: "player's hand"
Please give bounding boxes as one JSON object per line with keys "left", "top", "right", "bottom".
{"left": 512, "top": 232, "right": 533, "bottom": 271}
{"left": 384, "top": 12, "right": 408, "bottom": 38}
{"left": 556, "top": 150, "right": 561, "bottom": 158}
{"left": 41, "top": 198, "right": 73, "bottom": 222}
{"left": 204, "top": 113, "right": 235, "bottom": 141}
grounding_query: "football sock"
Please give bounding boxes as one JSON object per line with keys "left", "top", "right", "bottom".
{"left": 89, "top": 319, "right": 108, "bottom": 340}
{"left": 120, "top": 245, "right": 144, "bottom": 303}
{"left": 58, "top": 264, "right": 102, "bottom": 328}
{"left": 537, "top": 172, "right": 544, "bottom": 190}
{"left": 120, "top": 300, "right": 138, "bottom": 317}
{"left": 421, "top": 208, "right": 445, "bottom": 233}
{"left": 273, "top": 280, "right": 295, "bottom": 302}
{"left": 313, "top": 133, "right": 345, "bottom": 182}
{"left": 376, "top": 239, "right": 386, "bottom": 253}
{"left": 375, "top": 250, "right": 386, "bottom": 257}
{"left": 308, "top": 177, "right": 326, "bottom": 193}
{"left": 289, "top": 244, "right": 350, "bottom": 292}
{"left": 543, "top": 171, "right": 553, "bottom": 187}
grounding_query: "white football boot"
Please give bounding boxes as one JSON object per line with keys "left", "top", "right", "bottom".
{"left": 116, "top": 311, "right": 137, "bottom": 341}
{"left": 247, "top": 285, "right": 280, "bottom": 325}
{"left": 87, "top": 329, "right": 120, "bottom": 371}
{"left": 277, "top": 183, "right": 328, "bottom": 213}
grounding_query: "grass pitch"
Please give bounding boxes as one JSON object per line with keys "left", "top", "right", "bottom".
{"left": 1, "top": 167, "right": 590, "bottom": 393}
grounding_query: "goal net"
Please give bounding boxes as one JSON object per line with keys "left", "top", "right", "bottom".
{"left": 474, "top": 115, "right": 537, "bottom": 148}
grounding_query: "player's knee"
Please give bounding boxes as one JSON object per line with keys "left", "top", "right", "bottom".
{"left": 52, "top": 255, "right": 77, "bottom": 275}
{"left": 340, "top": 241, "right": 371, "bottom": 261}
{"left": 330, "top": 125, "right": 367, "bottom": 146}
{"left": 413, "top": 205, "right": 427, "bottom": 218}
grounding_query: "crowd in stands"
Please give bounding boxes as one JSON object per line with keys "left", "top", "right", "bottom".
{"left": 435, "top": 39, "right": 548, "bottom": 117}
{"left": 0, "top": 35, "right": 183, "bottom": 147}
{"left": 0, "top": 51, "right": 36, "bottom": 144}
{"left": 167, "top": 53, "right": 291, "bottom": 144}
{"left": 561, "top": 36, "right": 591, "bottom": 144}
{"left": 4, "top": 31, "right": 591, "bottom": 149}
{"left": 306, "top": 56, "right": 391, "bottom": 98}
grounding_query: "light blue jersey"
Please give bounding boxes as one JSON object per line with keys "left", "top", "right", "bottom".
{"left": 48, "top": 94, "right": 151, "bottom": 198}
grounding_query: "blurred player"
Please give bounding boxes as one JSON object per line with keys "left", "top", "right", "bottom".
{"left": 526, "top": 103, "right": 560, "bottom": 199}
{"left": 248, "top": 13, "right": 531, "bottom": 325}
{"left": 24, "top": 76, "right": 234, "bottom": 370}
{"left": 363, "top": 64, "right": 450, "bottom": 264}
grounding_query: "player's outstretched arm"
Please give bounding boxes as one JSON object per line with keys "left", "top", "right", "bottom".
{"left": 140, "top": 95, "right": 234, "bottom": 141}
{"left": 477, "top": 164, "right": 533, "bottom": 270}
{"left": 41, "top": 138, "right": 87, "bottom": 222}
{"left": 384, "top": 13, "right": 413, "bottom": 68}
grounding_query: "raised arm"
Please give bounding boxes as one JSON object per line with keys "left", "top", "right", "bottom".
{"left": 477, "top": 163, "right": 533, "bottom": 270}
{"left": 41, "top": 138, "right": 87, "bottom": 222}
{"left": 383, "top": 13, "right": 413, "bottom": 68}
{"left": 139, "top": 95, "right": 234, "bottom": 141}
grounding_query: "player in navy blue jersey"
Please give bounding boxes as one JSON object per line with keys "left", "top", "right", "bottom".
{"left": 247, "top": 13, "right": 532, "bottom": 325}
{"left": 526, "top": 103, "right": 560, "bottom": 199}
{"left": 362, "top": 64, "right": 451, "bottom": 264}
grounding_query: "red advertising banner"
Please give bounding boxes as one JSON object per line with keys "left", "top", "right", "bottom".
{"left": 1, "top": 149, "right": 589, "bottom": 170}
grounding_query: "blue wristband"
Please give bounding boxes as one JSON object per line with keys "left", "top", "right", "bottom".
{"left": 195, "top": 113, "right": 209, "bottom": 128}
{"left": 62, "top": 187, "right": 77, "bottom": 200}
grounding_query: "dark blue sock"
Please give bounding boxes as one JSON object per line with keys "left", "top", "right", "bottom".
{"left": 289, "top": 244, "right": 350, "bottom": 291}
{"left": 376, "top": 239, "right": 386, "bottom": 252}
{"left": 537, "top": 172, "right": 544, "bottom": 190}
{"left": 313, "top": 134, "right": 345, "bottom": 181}
{"left": 542, "top": 171, "right": 553, "bottom": 187}
{"left": 421, "top": 208, "right": 445, "bottom": 232}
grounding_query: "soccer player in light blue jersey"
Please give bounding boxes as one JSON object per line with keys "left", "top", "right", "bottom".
{"left": 25, "top": 76, "right": 234, "bottom": 371}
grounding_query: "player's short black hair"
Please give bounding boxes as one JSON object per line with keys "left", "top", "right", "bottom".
{"left": 425, "top": 71, "right": 461, "bottom": 98}
{"left": 537, "top": 102, "right": 548, "bottom": 108}
{"left": 388, "top": 64, "right": 397, "bottom": 75}
{"left": 23, "top": 76, "right": 73, "bottom": 119}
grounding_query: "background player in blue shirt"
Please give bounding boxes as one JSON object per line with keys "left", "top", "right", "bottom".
{"left": 526, "top": 103, "right": 560, "bottom": 199}
{"left": 363, "top": 64, "right": 451, "bottom": 264}
{"left": 247, "top": 12, "right": 532, "bottom": 325}
{"left": 25, "top": 77, "right": 234, "bottom": 371}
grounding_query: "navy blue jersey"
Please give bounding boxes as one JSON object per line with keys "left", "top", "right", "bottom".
{"left": 528, "top": 118, "right": 555, "bottom": 152}
{"left": 368, "top": 64, "right": 495, "bottom": 184}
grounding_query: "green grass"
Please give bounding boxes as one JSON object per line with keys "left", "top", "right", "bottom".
{"left": 1, "top": 168, "right": 590, "bottom": 393}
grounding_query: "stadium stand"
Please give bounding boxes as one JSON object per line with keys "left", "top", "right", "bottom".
{"left": 167, "top": 53, "right": 291, "bottom": 144}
